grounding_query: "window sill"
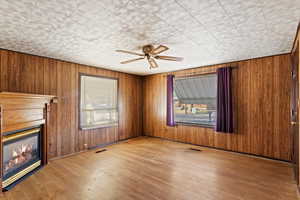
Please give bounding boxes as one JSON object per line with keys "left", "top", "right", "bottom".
{"left": 175, "top": 122, "right": 215, "bottom": 129}
{"left": 80, "top": 123, "right": 118, "bottom": 131}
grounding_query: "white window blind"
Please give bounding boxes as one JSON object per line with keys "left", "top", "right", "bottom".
{"left": 173, "top": 74, "right": 217, "bottom": 126}
{"left": 80, "top": 75, "right": 118, "bottom": 129}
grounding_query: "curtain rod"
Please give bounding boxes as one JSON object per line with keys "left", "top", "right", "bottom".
{"left": 162, "top": 66, "right": 238, "bottom": 77}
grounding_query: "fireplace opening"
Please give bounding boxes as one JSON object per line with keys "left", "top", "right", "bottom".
{"left": 2, "top": 127, "right": 42, "bottom": 190}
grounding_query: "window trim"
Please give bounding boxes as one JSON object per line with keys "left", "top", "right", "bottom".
{"left": 173, "top": 73, "right": 217, "bottom": 129}
{"left": 175, "top": 122, "right": 215, "bottom": 129}
{"left": 78, "top": 73, "right": 119, "bottom": 131}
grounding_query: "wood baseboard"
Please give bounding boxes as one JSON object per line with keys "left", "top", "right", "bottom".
{"left": 49, "top": 135, "right": 141, "bottom": 161}
{"left": 145, "top": 135, "right": 291, "bottom": 163}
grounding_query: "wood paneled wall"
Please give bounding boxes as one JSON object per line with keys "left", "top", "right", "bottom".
{"left": 0, "top": 49, "right": 143, "bottom": 159}
{"left": 0, "top": 49, "right": 293, "bottom": 161}
{"left": 143, "top": 54, "right": 292, "bottom": 161}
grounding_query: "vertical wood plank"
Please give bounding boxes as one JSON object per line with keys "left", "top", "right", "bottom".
{"left": 0, "top": 49, "right": 144, "bottom": 159}
{"left": 143, "top": 54, "right": 292, "bottom": 161}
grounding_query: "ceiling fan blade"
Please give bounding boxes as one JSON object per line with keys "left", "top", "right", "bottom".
{"left": 154, "top": 55, "right": 183, "bottom": 62}
{"left": 120, "top": 57, "right": 145, "bottom": 64}
{"left": 116, "top": 50, "right": 145, "bottom": 57}
{"left": 151, "top": 45, "right": 169, "bottom": 55}
{"left": 148, "top": 58, "right": 158, "bottom": 69}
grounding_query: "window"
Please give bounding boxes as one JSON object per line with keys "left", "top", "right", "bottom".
{"left": 173, "top": 74, "right": 217, "bottom": 127}
{"left": 80, "top": 75, "right": 118, "bottom": 129}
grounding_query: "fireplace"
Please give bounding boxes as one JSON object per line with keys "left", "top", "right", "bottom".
{"left": 0, "top": 92, "right": 55, "bottom": 192}
{"left": 2, "top": 127, "right": 42, "bottom": 190}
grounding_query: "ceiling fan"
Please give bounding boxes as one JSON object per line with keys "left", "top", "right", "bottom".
{"left": 116, "top": 45, "right": 183, "bottom": 69}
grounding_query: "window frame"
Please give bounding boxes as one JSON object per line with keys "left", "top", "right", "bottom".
{"left": 79, "top": 73, "right": 119, "bottom": 131}
{"left": 173, "top": 72, "right": 217, "bottom": 129}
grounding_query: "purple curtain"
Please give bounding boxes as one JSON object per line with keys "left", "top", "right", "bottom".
{"left": 216, "top": 67, "right": 233, "bottom": 133}
{"left": 167, "top": 75, "right": 175, "bottom": 126}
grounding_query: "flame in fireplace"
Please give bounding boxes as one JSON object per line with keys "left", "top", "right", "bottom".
{"left": 4, "top": 143, "right": 34, "bottom": 173}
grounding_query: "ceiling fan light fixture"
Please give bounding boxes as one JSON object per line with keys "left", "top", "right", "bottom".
{"left": 148, "top": 58, "right": 158, "bottom": 69}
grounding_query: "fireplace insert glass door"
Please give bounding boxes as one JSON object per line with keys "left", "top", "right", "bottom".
{"left": 2, "top": 127, "right": 42, "bottom": 188}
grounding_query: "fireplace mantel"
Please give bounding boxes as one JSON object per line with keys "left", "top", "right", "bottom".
{"left": 0, "top": 92, "right": 56, "bottom": 191}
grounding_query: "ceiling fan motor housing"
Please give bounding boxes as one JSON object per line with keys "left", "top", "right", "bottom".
{"left": 142, "top": 44, "right": 154, "bottom": 54}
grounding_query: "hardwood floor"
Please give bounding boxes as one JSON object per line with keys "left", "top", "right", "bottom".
{"left": 0, "top": 137, "right": 298, "bottom": 200}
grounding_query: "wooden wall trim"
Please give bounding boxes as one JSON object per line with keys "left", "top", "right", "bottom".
{"left": 0, "top": 48, "right": 141, "bottom": 77}
{"left": 292, "top": 22, "right": 300, "bottom": 53}
{"left": 147, "top": 135, "right": 290, "bottom": 163}
{"left": 141, "top": 53, "right": 290, "bottom": 77}
{"left": 49, "top": 135, "right": 140, "bottom": 161}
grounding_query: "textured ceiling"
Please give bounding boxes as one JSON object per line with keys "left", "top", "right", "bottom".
{"left": 0, "top": 0, "right": 299, "bottom": 75}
